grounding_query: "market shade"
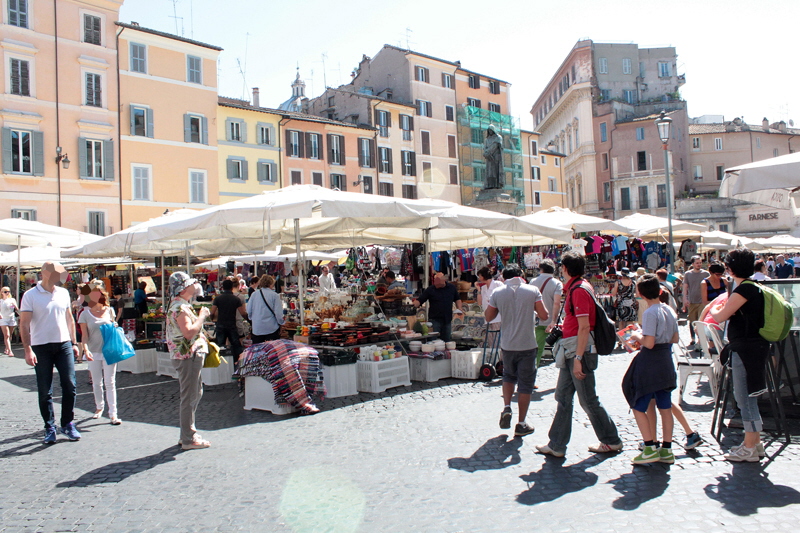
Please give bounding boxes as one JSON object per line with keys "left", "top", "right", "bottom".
{"left": 754, "top": 234, "right": 800, "bottom": 250}
{"left": 614, "top": 213, "right": 707, "bottom": 239}
{"left": 519, "top": 206, "right": 629, "bottom": 234}
{"left": 145, "top": 185, "right": 572, "bottom": 253}
{"left": 0, "top": 218, "right": 101, "bottom": 248}
{"left": 699, "top": 230, "right": 760, "bottom": 248}
{"left": 719, "top": 152, "right": 800, "bottom": 210}
{"left": 195, "top": 250, "right": 347, "bottom": 268}
{"left": 0, "top": 246, "right": 71, "bottom": 268}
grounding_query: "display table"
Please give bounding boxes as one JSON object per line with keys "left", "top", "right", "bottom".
{"left": 156, "top": 351, "right": 178, "bottom": 379}
{"left": 409, "top": 357, "right": 452, "bottom": 382}
{"left": 321, "top": 364, "right": 358, "bottom": 398}
{"left": 201, "top": 355, "right": 234, "bottom": 386}
{"left": 356, "top": 357, "right": 411, "bottom": 393}
{"left": 117, "top": 347, "right": 158, "bottom": 374}
{"left": 243, "top": 376, "right": 297, "bottom": 415}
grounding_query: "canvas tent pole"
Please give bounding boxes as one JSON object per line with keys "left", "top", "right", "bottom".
{"left": 295, "top": 218, "right": 305, "bottom": 326}
{"left": 423, "top": 228, "right": 430, "bottom": 289}
{"left": 185, "top": 242, "right": 191, "bottom": 277}
{"left": 16, "top": 235, "right": 21, "bottom": 303}
{"left": 161, "top": 250, "right": 166, "bottom": 309}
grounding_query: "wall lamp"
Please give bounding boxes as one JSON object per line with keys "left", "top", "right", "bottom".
{"left": 55, "top": 146, "right": 70, "bottom": 169}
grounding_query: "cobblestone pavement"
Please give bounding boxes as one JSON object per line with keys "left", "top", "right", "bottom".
{"left": 1, "top": 332, "right": 800, "bottom": 532}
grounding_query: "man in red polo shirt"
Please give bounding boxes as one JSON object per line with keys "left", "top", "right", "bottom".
{"left": 536, "top": 251, "right": 622, "bottom": 458}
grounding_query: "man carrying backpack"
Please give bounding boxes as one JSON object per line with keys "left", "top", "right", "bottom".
{"left": 536, "top": 252, "right": 623, "bottom": 458}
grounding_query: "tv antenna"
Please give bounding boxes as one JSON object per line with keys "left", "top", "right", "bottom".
{"left": 169, "top": 0, "right": 183, "bottom": 36}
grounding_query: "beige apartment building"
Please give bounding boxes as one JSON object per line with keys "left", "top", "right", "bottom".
{"left": 531, "top": 40, "right": 686, "bottom": 219}
{"left": 1, "top": 0, "right": 123, "bottom": 234}
{"left": 117, "top": 22, "right": 222, "bottom": 227}
{"left": 688, "top": 117, "right": 800, "bottom": 194}
{"left": 520, "top": 131, "right": 565, "bottom": 212}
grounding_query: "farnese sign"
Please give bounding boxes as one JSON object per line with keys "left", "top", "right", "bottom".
{"left": 748, "top": 212, "right": 779, "bottom": 221}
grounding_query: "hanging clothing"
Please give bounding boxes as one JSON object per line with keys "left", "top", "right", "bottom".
{"left": 614, "top": 279, "right": 639, "bottom": 322}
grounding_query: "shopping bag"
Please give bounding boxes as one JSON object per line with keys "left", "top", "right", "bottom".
{"left": 100, "top": 323, "right": 136, "bottom": 365}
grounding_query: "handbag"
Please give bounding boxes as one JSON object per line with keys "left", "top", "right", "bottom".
{"left": 203, "top": 341, "right": 225, "bottom": 368}
{"left": 99, "top": 323, "right": 136, "bottom": 365}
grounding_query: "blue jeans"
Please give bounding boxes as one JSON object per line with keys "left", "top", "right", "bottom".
{"left": 547, "top": 356, "right": 621, "bottom": 454}
{"left": 731, "top": 352, "right": 763, "bottom": 433}
{"left": 430, "top": 318, "right": 452, "bottom": 342}
{"left": 32, "top": 341, "right": 76, "bottom": 430}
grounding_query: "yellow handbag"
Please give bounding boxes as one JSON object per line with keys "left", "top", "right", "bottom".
{"left": 203, "top": 341, "right": 224, "bottom": 368}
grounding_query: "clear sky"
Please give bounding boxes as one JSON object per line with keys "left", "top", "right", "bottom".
{"left": 119, "top": 0, "right": 800, "bottom": 131}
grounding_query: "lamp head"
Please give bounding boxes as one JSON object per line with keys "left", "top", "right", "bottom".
{"left": 655, "top": 110, "right": 672, "bottom": 144}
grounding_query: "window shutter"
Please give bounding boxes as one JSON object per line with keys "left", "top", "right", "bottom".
{"left": 130, "top": 107, "right": 137, "bottom": 135}
{"left": 339, "top": 135, "right": 346, "bottom": 163}
{"left": 32, "top": 131, "right": 44, "bottom": 176}
{"left": 201, "top": 117, "right": 208, "bottom": 145}
{"left": 103, "top": 140, "right": 114, "bottom": 180}
{"left": 387, "top": 148, "right": 393, "bottom": 174}
{"left": 1, "top": 128, "right": 12, "bottom": 173}
{"left": 241, "top": 159, "right": 249, "bottom": 181}
{"left": 286, "top": 129, "right": 292, "bottom": 154}
{"left": 304, "top": 132, "right": 312, "bottom": 158}
{"left": 227, "top": 158, "right": 236, "bottom": 180}
{"left": 271, "top": 163, "right": 278, "bottom": 183}
{"left": 408, "top": 116, "right": 414, "bottom": 131}
{"left": 327, "top": 134, "right": 334, "bottom": 163}
{"left": 369, "top": 139, "right": 376, "bottom": 168}
{"left": 241, "top": 121, "right": 247, "bottom": 143}
{"left": 410, "top": 151, "right": 417, "bottom": 176}
{"left": 78, "top": 137, "right": 88, "bottom": 178}
{"left": 183, "top": 114, "right": 191, "bottom": 142}
{"left": 225, "top": 119, "right": 232, "bottom": 141}
{"left": 257, "top": 162, "right": 266, "bottom": 182}
{"left": 386, "top": 112, "right": 392, "bottom": 128}
{"left": 146, "top": 108, "right": 154, "bottom": 138}
{"left": 441, "top": 72, "right": 446, "bottom": 86}
{"left": 341, "top": 175, "right": 347, "bottom": 191}
{"left": 374, "top": 108, "right": 380, "bottom": 126}
{"left": 317, "top": 133, "right": 324, "bottom": 159}
{"left": 358, "top": 138, "right": 365, "bottom": 166}
{"left": 426, "top": 103, "right": 432, "bottom": 118}
{"left": 415, "top": 100, "right": 421, "bottom": 116}
{"left": 85, "top": 74, "right": 93, "bottom": 105}
{"left": 297, "top": 131, "right": 304, "bottom": 158}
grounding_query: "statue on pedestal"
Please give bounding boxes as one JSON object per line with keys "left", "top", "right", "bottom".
{"left": 483, "top": 125, "right": 504, "bottom": 189}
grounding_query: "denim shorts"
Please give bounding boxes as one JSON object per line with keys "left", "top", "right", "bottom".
{"left": 633, "top": 389, "right": 672, "bottom": 412}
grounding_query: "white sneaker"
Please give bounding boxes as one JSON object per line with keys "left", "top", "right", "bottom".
{"left": 725, "top": 444, "right": 760, "bottom": 462}
{"left": 535, "top": 444, "right": 565, "bottom": 458}
{"left": 756, "top": 442, "right": 766, "bottom": 458}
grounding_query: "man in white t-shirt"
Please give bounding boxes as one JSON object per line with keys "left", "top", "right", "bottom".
{"left": 486, "top": 264, "right": 548, "bottom": 438}
{"left": 20, "top": 262, "right": 82, "bottom": 444}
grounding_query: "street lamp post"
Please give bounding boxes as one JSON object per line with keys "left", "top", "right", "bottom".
{"left": 655, "top": 111, "right": 674, "bottom": 273}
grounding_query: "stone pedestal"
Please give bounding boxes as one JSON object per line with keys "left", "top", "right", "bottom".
{"left": 474, "top": 189, "right": 518, "bottom": 215}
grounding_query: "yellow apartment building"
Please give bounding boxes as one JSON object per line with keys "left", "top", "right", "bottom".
{"left": 520, "top": 131, "right": 565, "bottom": 213}
{"left": 217, "top": 96, "right": 282, "bottom": 202}
{"left": 116, "top": 22, "right": 221, "bottom": 226}
{"left": 1, "top": 0, "right": 123, "bottom": 234}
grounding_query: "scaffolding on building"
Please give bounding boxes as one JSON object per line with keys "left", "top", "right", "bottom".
{"left": 457, "top": 105, "right": 524, "bottom": 214}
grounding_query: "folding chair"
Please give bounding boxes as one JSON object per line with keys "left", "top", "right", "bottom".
{"left": 677, "top": 321, "right": 719, "bottom": 403}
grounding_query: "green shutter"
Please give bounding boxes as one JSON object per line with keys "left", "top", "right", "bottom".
{"left": 410, "top": 151, "right": 417, "bottom": 176}
{"left": 130, "top": 106, "right": 137, "bottom": 135}
{"left": 183, "top": 114, "right": 191, "bottom": 142}
{"left": 2, "top": 128, "right": 12, "bottom": 173}
{"left": 146, "top": 108, "right": 154, "bottom": 138}
{"left": 201, "top": 117, "right": 208, "bottom": 145}
{"left": 225, "top": 119, "right": 232, "bottom": 141}
{"left": 257, "top": 162, "right": 266, "bottom": 182}
{"left": 78, "top": 137, "right": 88, "bottom": 178}
{"left": 241, "top": 159, "right": 249, "bottom": 181}
{"left": 32, "top": 131, "right": 44, "bottom": 176}
{"left": 387, "top": 148, "right": 393, "bottom": 174}
{"left": 103, "top": 140, "right": 114, "bottom": 180}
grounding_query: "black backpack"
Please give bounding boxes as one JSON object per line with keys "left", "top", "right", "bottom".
{"left": 569, "top": 281, "right": 617, "bottom": 356}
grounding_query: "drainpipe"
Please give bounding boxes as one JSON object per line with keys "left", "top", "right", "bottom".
{"left": 788, "top": 135, "right": 796, "bottom": 154}
{"left": 53, "top": 0, "right": 62, "bottom": 225}
{"left": 116, "top": 26, "right": 125, "bottom": 231}
{"left": 749, "top": 131, "right": 754, "bottom": 162}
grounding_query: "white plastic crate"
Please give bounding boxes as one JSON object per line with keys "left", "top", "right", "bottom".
{"left": 156, "top": 351, "right": 178, "bottom": 379}
{"left": 451, "top": 350, "right": 483, "bottom": 380}
{"left": 243, "top": 376, "right": 297, "bottom": 415}
{"left": 409, "top": 357, "right": 452, "bottom": 382}
{"left": 321, "top": 363, "right": 358, "bottom": 398}
{"left": 356, "top": 357, "right": 411, "bottom": 393}
{"left": 117, "top": 348, "right": 158, "bottom": 374}
{"left": 201, "top": 355, "right": 234, "bottom": 386}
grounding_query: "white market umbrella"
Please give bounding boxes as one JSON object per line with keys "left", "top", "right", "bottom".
{"left": 719, "top": 152, "right": 800, "bottom": 210}
{"left": 699, "top": 230, "right": 762, "bottom": 250}
{"left": 614, "top": 213, "right": 707, "bottom": 239}
{"left": 520, "top": 206, "right": 629, "bottom": 234}
{"left": 755, "top": 234, "right": 800, "bottom": 251}
{"left": 0, "top": 246, "right": 72, "bottom": 268}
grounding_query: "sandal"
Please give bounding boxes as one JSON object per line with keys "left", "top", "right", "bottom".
{"left": 181, "top": 438, "right": 211, "bottom": 450}
{"left": 92, "top": 409, "right": 102, "bottom": 419}
{"left": 110, "top": 418, "right": 122, "bottom": 425}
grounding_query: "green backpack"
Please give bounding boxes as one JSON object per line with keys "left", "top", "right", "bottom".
{"left": 742, "top": 280, "right": 793, "bottom": 342}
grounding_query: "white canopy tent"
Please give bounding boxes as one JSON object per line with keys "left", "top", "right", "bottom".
{"left": 519, "top": 206, "right": 630, "bottom": 234}
{"left": 699, "top": 230, "right": 763, "bottom": 250}
{"left": 614, "top": 213, "right": 707, "bottom": 239}
{"left": 0, "top": 219, "right": 101, "bottom": 302}
{"left": 719, "top": 152, "right": 800, "bottom": 211}
{"left": 754, "top": 234, "right": 800, "bottom": 252}
{"left": 143, "top": 185, "right": 572, "bottom": 323}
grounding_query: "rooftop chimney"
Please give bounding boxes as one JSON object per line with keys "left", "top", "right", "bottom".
{"left": 763, "top": 117, "right": 770, "bottom": 130}
{"left": 252, "top": 87, "right": 260, "bottom": 108}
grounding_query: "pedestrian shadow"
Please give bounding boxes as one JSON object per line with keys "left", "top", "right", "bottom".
{"left": 55, "top": 446, "right": 183, "bottom": 487}
{"left": 447, "top": 435, "right": 522, "bottom": 472}
{"left": 0, "top": 431, "right": 56, "bottom": 458}
{"left": 516, "top": 454, "right": 609, "bottom": 505}
{"left": 703, "top": 462, "right": 800, "bottom": 515}
{"left": 607, "top": 467, "right": 670, "bottom": 510}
